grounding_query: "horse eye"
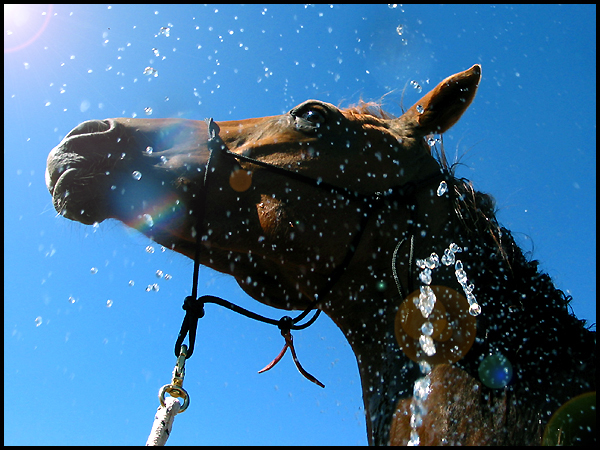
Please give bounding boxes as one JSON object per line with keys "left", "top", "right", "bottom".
{"left": 301, "top": 110, "right": 325, "bottom": 126}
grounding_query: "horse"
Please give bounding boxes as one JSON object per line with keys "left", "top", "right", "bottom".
{"left": 46, "top": 65, "right": 595, "bottom": 445}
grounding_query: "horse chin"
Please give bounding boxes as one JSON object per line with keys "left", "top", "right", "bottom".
{"left": 233, "top": 273, "right": 315, "bottom": 312}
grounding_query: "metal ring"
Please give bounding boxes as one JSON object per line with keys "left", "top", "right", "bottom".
{"left": 159, "top": 384, "right": 190, "bottom": 414}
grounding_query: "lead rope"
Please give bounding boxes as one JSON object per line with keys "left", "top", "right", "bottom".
{"left": 147, "top": 119, "right": 323, "bottom": 445}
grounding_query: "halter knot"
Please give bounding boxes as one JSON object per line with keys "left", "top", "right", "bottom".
{"left": 277, "top": 315, "right": 294, "bottom": 332}
{"left": 175, "top": 296, "right": 207, "bottom": 359}
{"left": 182, "top": 295, "right": 206, "bottom": 318}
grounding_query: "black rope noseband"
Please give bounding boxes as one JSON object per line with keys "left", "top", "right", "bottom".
{"left": 175, "top": 117, "right": 447, "bottom": 386}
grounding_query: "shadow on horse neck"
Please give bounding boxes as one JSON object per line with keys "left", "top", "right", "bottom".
{"left": 46, "top": 64, "right": 595, "bottom": 445}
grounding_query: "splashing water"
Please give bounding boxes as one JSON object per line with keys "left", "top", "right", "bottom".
{"left": 437, "top": 180, "right": 448, "bottom": 196}
{"left": 143, "top": 66, "right": 158, "bottom": 77}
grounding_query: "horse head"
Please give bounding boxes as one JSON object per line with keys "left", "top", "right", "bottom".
{"left": 46, "top": 65, "right": 479, "bottom": 311}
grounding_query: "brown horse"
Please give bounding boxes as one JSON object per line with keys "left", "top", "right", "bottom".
{"left": 46, "top": 65, "right": 595, "bottom": 445}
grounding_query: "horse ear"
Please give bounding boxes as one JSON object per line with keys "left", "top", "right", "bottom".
{"left": 400, "top": 64, "right": 481, "bottom": 136}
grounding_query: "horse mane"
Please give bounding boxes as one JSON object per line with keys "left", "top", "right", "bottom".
{"left": 346, "top": 99, "right": 594, "bottom": 340}
{"left": 348, "top": 97, "right": 596, "bottom": 396}
{"left": 430, "top": 125, "right": 597, "bottom": 413}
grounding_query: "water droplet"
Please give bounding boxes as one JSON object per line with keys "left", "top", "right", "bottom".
{"left": 145, "top": 146, "right": 153, "bottom": 154}
{"left": 68, "top": 296, "right": 76, "bottom": 304}
{"left": 408, "top": 430, "right": 420, "bottom": 446}
{"left": 141, "top": 214, "right": 154, "bottom": 228}
{"left": 455, "top": 268, "right": 467, "bottom": 285}
{"left": 419, "top": 267, "right": 432, "bottom": 285}
{"left": 144, "top": 107, "right": 153, "bottom": 115}
{"left": 90, "top": 267, "right": 98, "bottom": 274}
{"left": 376, "top": 280, "right": 387, "bottom": 291}
{"left": 437, "top": 180, "right": 448, "bottom": 196}
{"left": 428, "top": 135, "right": 440, "bottom": 147}
{"left": 152, "top": 48, "right": 160, "bottom": 57}
{"left": 106, "top": 299, "right": 113, "bottom": 307}
{"left": 128, "top": 280, "right": 135, "bottom": 287}
{"left": 441, "top": 248, "right": 455, "bottom": 266}
{"left": 469, "top": 303, "right": 481, "bottom": 316}
{"left": 143, "top": 67, "right": 158, "bottom": 77}
{"left": 388, "top": 4, "right": 398, "bottom": 8}
{"left": 152, "top": 283, "right": 160, "bottom": 292}
{"left": 410, "top": 80, "right": 422, "bottom": 92}
{"left": 413, "top": 377, "right": 431, "bottom": 401}
{"left": 396, "top": 24, "right": 404, "bottom": 35}
{"left": 421, "top": 321, "right": 434, "bottom": 336}
{"left": 416, "top": 104, "right": 424, "bottom": 114}
{"left": 35, "top": 316, "right": 42, "bottom": 327}
{"left": 146, "top": 285, "right": 153, "bottom": 292}
{"left": 164, "top": 274, "right": 172, "bottom": 280}
{"left": 146, "top": 245, "right": 155, "bottom": 253}
{"left": 417, "top": 286, "right": 436, "bottom": 317}
{"left": 156, "top": 270, "right": 163, "bottom": 278}
{"left": 449, "top": 243, "right": 462, "bottom": 253}
{"left": 158, "top": 26, "right": 170, "bottom": 37}
{"left": 419, "top": 335, "right": 436, "bottom": 356}
{"left": 132, "top": 171, "right": 142, "bottom": 181}
{"left": 425, "top": 253, "right": 440, "bottom": 269}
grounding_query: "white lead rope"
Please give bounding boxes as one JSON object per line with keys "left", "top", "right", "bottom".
{"left": 146, "top": 396, "right": 181, "bottom": 446}
{"left": 146, "top": 345, "right": 190, "bottom": 445}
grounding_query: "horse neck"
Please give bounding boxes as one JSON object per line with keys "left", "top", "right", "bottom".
{"left": 321, "top": 184, "right": 460, "bottom": 444}
{"left": 321, "top": 182, "right": 596, "bottom": 445}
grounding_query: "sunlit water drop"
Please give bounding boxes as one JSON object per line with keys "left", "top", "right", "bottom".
{"left": 132, "top": 171, "right": 142, "bottom": 180}
{"left": 143, "top": 67, "right": 158, "bottom": 77}
{"left": 35, "top": 316, "right": 42, "bottom": 327}
{"left": 106, "top": 299, "right": 113, "bottom": 308}
{"left": 437, "top": 180, "right": 448, "bottom": 196}
{"left": 469, "top": 303, "right": 482, "bottom": 316}
{"left": 142, "top": 214, "right": 154, "bottom": 228}
{"left": 157, "top": 26, "right": 170, "bottom": 37}
{"left": 90, "top": 267, "right": 98, "bottom": 274}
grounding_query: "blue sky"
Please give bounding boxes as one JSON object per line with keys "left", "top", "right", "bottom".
{"left": 4, "top": 4, "right": 595, "bottom": 445}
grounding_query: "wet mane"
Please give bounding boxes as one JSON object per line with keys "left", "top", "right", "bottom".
{"left": 349, "top": 97, "right": 596, "bottom": 401}
{"left": 344, "top": 100, "right": 595, "bottom": 362}
{"left": 431, "top": 141, "right": 596, "bottom": 428}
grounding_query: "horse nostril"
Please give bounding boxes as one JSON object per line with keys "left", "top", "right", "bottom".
{"left": 65, "top": 119, "right": 111, "bottom": 139}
